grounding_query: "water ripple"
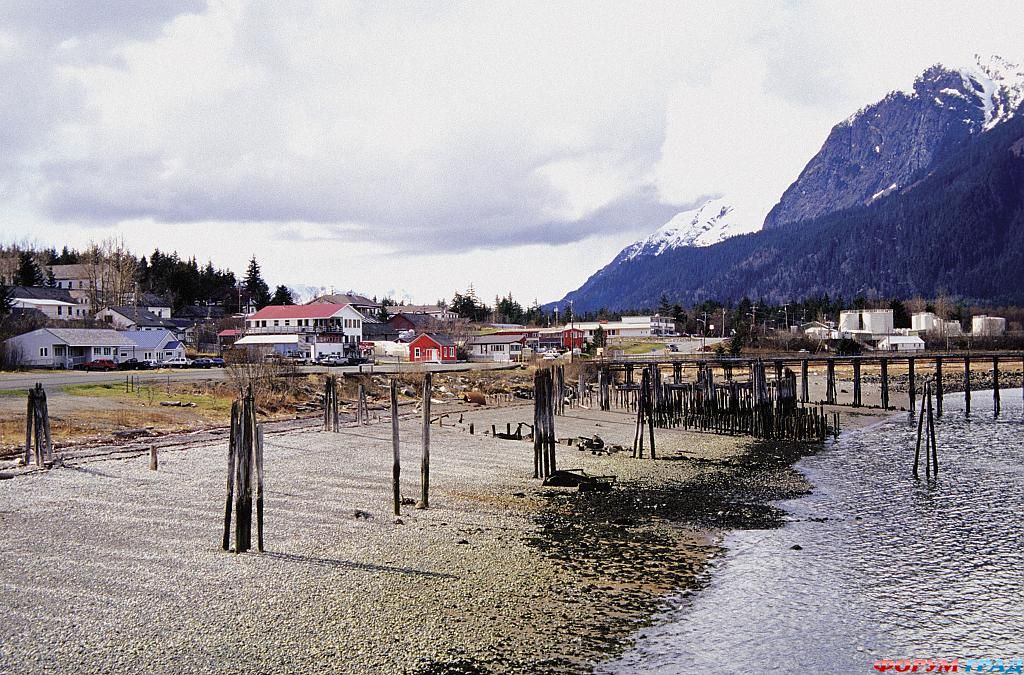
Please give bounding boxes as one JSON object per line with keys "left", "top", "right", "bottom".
{"left": 603, "top": 390, "right": 1024, "bottom": 673}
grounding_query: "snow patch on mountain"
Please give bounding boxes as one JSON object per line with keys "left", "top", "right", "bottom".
{"left": 621, "top": 198, "right": 756, "bottom": 261}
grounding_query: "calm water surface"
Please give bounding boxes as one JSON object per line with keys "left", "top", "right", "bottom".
{"left": 604, "top": 390, "right": 1024, "bottom": 673}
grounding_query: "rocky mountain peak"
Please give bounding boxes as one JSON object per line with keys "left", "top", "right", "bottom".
{"left": 762, "top": 55, "right": 1024, "bottom": 230}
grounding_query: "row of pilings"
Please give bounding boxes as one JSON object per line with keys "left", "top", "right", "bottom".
{"left": 596, "top": 361, "right": 837, "bottom": 442}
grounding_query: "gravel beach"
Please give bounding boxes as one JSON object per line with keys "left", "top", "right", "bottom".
{"left": 0, "top": 398, "right": 841, "bottom": 673}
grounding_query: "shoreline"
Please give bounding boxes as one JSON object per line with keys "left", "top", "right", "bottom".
{"left": 0, "top": 401, "right": 895, "bottom": 673}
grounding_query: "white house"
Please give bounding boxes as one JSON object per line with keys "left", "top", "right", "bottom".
{"left": 10, "top": 286, "right": 87, "bottom": 320}
{"left": 97, "top": 307, "right": 179, "bottom": 332}
{"left": 240, "top": 303, "right": 368, "bottom": 358}
{"left": 877, "top": 335, "right": 925, "bottom": 352}
{"left": 465, "top": 334, "right": 527, "bottom": 362}
{"left": 4, "top": 328, "right": 135, "bottom": 368}
{"left": 117, "top": 330, "right": 186, "bottom": 363}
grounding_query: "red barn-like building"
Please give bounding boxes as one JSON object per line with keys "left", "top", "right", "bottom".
{"left": 408, "top": 334, "right": 458, "bottom": 363}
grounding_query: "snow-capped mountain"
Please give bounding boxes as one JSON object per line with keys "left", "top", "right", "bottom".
{"left": 763, "top": 54, "right": 1024, "bottom": 230}
{"left": 620, "top": 198, "right": 756, "bottom": 261}
{"left": 548, "top": 56, "right": 1024, "bottom": 313}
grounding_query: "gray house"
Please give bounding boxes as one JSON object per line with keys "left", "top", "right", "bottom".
{"left": 4, "top": 328, "right": 135, "bottom": 368}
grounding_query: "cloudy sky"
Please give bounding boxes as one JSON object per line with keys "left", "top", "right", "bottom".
{"left": 2, "top": 1, "right": 1023, "bottom": 306}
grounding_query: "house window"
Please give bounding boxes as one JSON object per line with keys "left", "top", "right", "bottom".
{"left": 273, "top": 320, "right": 279, "bottom": 327}
{"left": 103, "top": 347, "right": 111, "bottom": 355}
{"left": 57, "top": 306, "right": 62, "bottom": 316}
{"left": 414, "top": 347, "right": 421, "bottom": 358}
{"left": 94, "top": 347, "right": 101, "bottom": 355}
{"left": 39, "top": 347, "right": 48, "bottom": 357}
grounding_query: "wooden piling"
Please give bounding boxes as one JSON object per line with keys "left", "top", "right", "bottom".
{"left": 992, "top": 356, "right": 1000, "bottom": 414}
{"left": 934, "top": 357, "right": 943, "bottom": 417}
{"left": 852, "top": 359, "right": 862, "bottom": 408}
{"left": 222, "top": 400, "right": 238, "bottom": 551}
{"left": 825, "top": 359, "right": 836, "bottom": 405}
{"left": 255, "top": 425, "right": 265, "bottom": 553}
{"left": 419, "top": 372, "right": 431, "bottom": 509}
{"left": 800, "top": 360, "right": 809, "bottom": 403}
{"left": 964, "top": 356, "right": 971, "bottom": 414}
{"left": 391, "top": 379, "right": 401, "bottom": 516}
{"left": 880, "top": 358, "right": 889, "bottom": 410}
{"left": 908, "top": 357, "right": 916, "bottom": 413}
{"left": 149, "top": 445, "right": 158, "bottom": 471}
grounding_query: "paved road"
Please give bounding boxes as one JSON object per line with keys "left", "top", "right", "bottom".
{"left": 0, "top": 360, "right": 522, "bottom": 390}
{"left": 665, "top": 337, "right": 727, "bottom": 354}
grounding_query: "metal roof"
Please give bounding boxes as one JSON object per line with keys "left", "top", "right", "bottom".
{"left": 44, "top": 328, "right": 135, "bottom": 347}
{"left": 466, "top": 334, "right": 526, "bottom": 345}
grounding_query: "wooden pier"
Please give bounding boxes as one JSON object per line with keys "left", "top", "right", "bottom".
{"left": 589, "top": 351, "right": 1023, "bottom": 435}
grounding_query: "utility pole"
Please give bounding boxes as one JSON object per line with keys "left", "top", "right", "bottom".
{"left": 721, "top": 307, "right": 726, "bottom": 338}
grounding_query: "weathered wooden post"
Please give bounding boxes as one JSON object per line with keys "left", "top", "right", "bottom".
{"left": 800, "top": 360, "right": 809, "bottom": 403}
{"left": 880, "top": 358, "right": 889, "bottom": 410}
{"left": 825, "top": 359, "right": 836, "bottom": 405}
{"left": 992, "top": 356, "right": 1000, "bottom": 415}
{"left": 908, "top": 357, "right": 916, "bottom": 413}
{"left": 23, "top": 384, "right": 53, "bottom": 468}
{"left": 391, "top": 379, "right": 401, "bottom": 516}
{"left": 964, "top": 356, "right": 971, "bottom": 414}
{"left": 418, "top": 372, "right": 431, "bottom": 509}
{"left": 852, "top": 359, "right": 862, "bottom": 408}
{"left": 222, "top": 389, "right": 264, "bottom": 553}
{"left": 222, "top": 400, "right": 238, "bottom": 551}
{"left": 934, "top": 357, "right": 943, "bottom": 417}
{"left": 149, "top": 445, "right": 158, "bottom": 471}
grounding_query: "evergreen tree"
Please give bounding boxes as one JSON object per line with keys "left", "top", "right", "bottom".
{"left": 270, "top": 284, "right": 295, "bottom": 305}
{"left": 0, "top": 280, "right": 12, "bottom": 319}
{"left": 46, "top": 267, "right": 57, "bottom": 288}
{"left": 245, "top": 256, "right": 271, "bottom": 310}
{"left": 13, "top": 252, "right": 45, "bottom": 287}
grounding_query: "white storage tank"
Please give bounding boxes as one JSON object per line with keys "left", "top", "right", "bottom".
{"left": 838, "top": 311, "right": 861, "bottom": 332}
{"left": 861, "top": 309, "right": 894, "bottom": 335}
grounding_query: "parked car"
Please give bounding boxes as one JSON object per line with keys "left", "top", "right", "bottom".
{"left": 163, "top": 356, "right": 194, "bottom": 368}
{"left": 80, "top": 359, "right": 118, "bottom": 372}
{"left": 142, "top": 359, "right": 163, "bottom": 369}
{"left": 318, "top": 354, "right": 348, "bottom": 367}
{"left": 208, "top": 357, "right": 226, "bottom": 367}
{"left": 192, "top": 358, "right": 213, "bottom": 369}
{"left": 541, "top": 351, "right": 559, "bottom": 360}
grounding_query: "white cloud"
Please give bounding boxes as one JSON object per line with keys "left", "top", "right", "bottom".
{"left": 1, "top": 0, "right": 1023, "bottom": 303}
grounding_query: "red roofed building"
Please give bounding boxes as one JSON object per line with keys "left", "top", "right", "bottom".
{"left": 239, "top": 303, "right": 368, "bottom": 358}
{"left": 408, "top": 334, "right": 458, "bottom": 363}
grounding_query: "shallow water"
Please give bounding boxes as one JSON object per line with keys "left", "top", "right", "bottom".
{"left": 604, "top": 389, "right": 1024, "bottom": 673}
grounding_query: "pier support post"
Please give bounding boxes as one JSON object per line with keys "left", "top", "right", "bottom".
{"left": 908, "top": 357, "right": 916, "bottom": 413}
{"left": 993, "top": 356, "right": 1000, "bottom": 415}
{"left": 964, "top": 356, "right": 971, "bottom": 415}
{"left": 800, "top": 360, "right": 809, "bottom": 403}
{"left": 880, "top": 359, "right": 889, "bottom": 410}
{"left": 852, "top": 359, "right": 862, "bottom": 408}
{"left": 825, "top": 359, "right": 836, "bottom": 405}
{"left": 935, "top": 357, "right": 943, "bottom": 417}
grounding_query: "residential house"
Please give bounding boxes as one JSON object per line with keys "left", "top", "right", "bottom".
{"left": 4, "top": 328, "right": 134, "bottom": 368}
{"left": 96, "top": 306, "right": 183, "bottom": 337}
{"left": 387, "top": 312, "right": 440, "bottom": 333}
{"left": 117, "top": 329, "right": 186, "bottom": 363}
{"left": 408, "top": 334, "right": 458, "bottom": 363}
{"left": 466, "top": 334, "right": 527, "bottom": 362}
{"left": 217, "top": 329, "right": 241, "bottom": 352}
{"left": 238, "top": 303, "right": 366, "bottom": 358}
{"left": 10, "top": 286, "right": 87, "bottom": 320}
{"left": 134, "top": 292, "right": 173, "bottom": 318}
{"left": 307, "top": 293, "right": 381, "bottom": 317}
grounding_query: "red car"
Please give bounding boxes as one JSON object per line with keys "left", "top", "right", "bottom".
{"left": 81, "top": 359, "right": 117, "bottom": 372}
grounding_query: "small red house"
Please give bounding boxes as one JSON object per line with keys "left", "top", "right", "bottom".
{"left": 408, "top": 333, "right": 458, "bottom": 363}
